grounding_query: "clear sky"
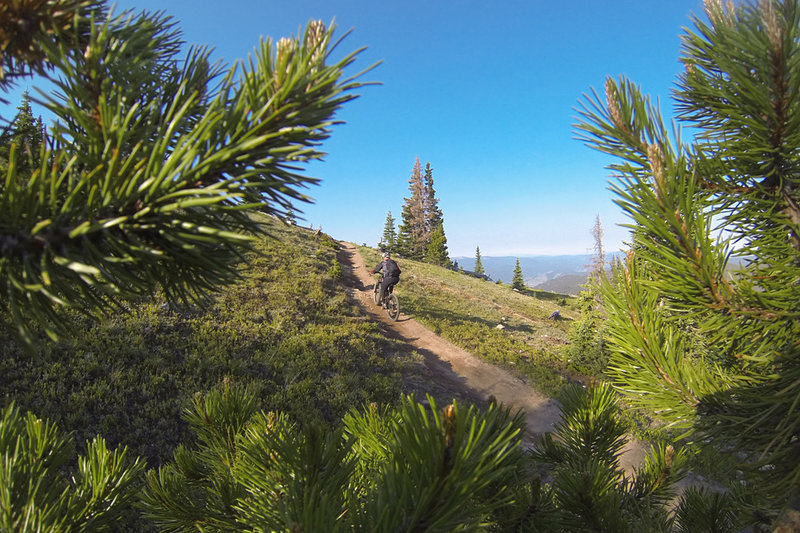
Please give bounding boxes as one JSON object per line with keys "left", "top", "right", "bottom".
{"left": 4, "top": 0, "right": 707, "bottom": 257}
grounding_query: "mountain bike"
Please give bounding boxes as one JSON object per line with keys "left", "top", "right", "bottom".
{"left": 373, "top": 275, "right": 400, "bottom": 321}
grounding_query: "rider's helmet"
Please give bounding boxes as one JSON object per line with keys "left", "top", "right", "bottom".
{"left": 382, "top": 252, "right": 390, "bottom": 259}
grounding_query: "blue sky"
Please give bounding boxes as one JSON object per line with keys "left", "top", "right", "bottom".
{"left": 4, "top": 0, "right": 706, "bottom": 257}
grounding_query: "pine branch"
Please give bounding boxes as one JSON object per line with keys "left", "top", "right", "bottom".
{"left": 1, "top": 6, "right": 374, "bottom": 344}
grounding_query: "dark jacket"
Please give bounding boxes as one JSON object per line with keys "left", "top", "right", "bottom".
{"left": 373, "top": 258, "right": 401, "bottom": 280}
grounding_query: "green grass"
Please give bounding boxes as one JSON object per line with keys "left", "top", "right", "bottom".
{"left": 360, "top": 247, "right": 582, "bottom": 397}
{"left": 0, "top": 218, "right": 413, "bottom": 467}
{"left": 2, "top": 221, "right": 582, "bottom": 472}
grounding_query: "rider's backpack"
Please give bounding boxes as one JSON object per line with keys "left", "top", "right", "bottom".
{"left": 384, "top": 259, "right": 401, "bottom": 278}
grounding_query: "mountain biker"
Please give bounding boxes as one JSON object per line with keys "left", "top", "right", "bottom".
{"left": 371, "top": 252, "right": 401, "bottom": 304}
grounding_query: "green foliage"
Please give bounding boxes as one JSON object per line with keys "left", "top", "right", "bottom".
{"left": 0, "top": 219, "right": 405, "bottom": 469}
{"left": 328, "top": 257, "right": 344, "bottom": 280}
{"left": 141, "top": 382, "right": 527, "bottom": 531}
{"left": 396, "top": 157, "right": 426, "bottom": 259}
{"left": 7, "top": 1, "right": 790, "bottom": 529}
{"left": 575, "top": 0, "right": 800, "bottom": 518}
{"left": 0, "top": 1, "right": 104, "bottom": 96}
{"left": 0, "top": 403, "right": 145, "bottom": 532}
{"left": 673, "top": 488, "right": 745, "bottom": 533}
{"left": 0, "top": 2, "right": 373, "bottom": 344}
{"left": 567, "top": 290, "right": 610, "bottom": 375}
{"left": 474, "top": 246, "right": 484, "bottom": 275}
{"left": 360, "top": 246, "right": 577, "bottom": 397}
{"left": 395, "top": 157, "right": 449, "bottom": 265}
{"left": 531, "top": 382, "right": 698, "bottom": 533}
{"left": 424, "top": 222, "right": 449, "bottom": 266}
{"left": 0, "top": 92, "right": 45, "bottom": 177}
{"left": 380, "top": 210, "right": 396, "bottom": 253}
{"left": 512, "top": 257, "right": 525, "bottom": 291}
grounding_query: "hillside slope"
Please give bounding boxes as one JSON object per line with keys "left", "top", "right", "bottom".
{"left": 361, "top": 247, "right": 581, "bottom": 397}
{"left": 0, "top": 218, "right": 586, "bottom": 467}
{"left": 339, "top": 243, "right": 563, "bottom": 438}
{"left": 0, "top": 218, "right": 425, "bottom": 465}
{"left": 346, "top": 245, "right": 647, "bottom": 470}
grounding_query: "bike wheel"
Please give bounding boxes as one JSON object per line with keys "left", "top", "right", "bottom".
{"left": 373, "top": 283, "right": 381, "bottom": 305}
{"left": 386, "top": 293, "right": 400, "bottom": 321}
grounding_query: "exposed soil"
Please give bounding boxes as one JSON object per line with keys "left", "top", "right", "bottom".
{"left": 336, "top": 242, "right": 646, "bottom": 471}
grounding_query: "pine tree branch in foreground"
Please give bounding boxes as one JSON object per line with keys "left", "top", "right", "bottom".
{"left": 575, "top": 0, "right": 800, "bottom": 522}
{"left": 0, "top": 2, "right": 376, "bottom": 344}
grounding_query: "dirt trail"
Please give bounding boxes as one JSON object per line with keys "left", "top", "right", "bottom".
{"left": 337, "top": 243, "right": 558, "bottom": 437}
{"left": 335, "top": 242, "right": 658, "bottom": 475}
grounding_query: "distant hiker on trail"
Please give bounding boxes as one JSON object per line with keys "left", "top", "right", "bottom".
{"left": 371, "top": 252, "right": 401, "bottom": 303}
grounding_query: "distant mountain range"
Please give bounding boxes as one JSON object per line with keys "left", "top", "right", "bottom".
{"left": 452, "top": 253, "right": 623, "bottom": 295}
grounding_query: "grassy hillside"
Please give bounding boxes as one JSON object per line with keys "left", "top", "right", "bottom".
{"left": 360, "top": 247, "right": 581, "bottom": 397}
{"left": 0, "top": 221, "right": 586, "bottom": 472}
{"left": 0, "top": 217, "right": 421, "bottom": 466}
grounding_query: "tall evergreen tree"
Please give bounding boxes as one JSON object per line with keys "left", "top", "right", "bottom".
{"left": 474, "top": 246, "right": 484, "bottom": 275}
{"left": 396, "top": 156, "right": 427, "bottom": 259}
{"left": 576, "top": 0, "right": 800, "bottom": 519}
{"left": 423, "top": 161, "right": 449, "bottom": 266}
{"left": 590, "top": 214, "right": 605, "bottom": 280}
{"left": 0, "top": 91, "right": 45, "bottom": 176}
{"left": 423, "top": 162, "right": 443, "bottom": 234}
{"left": 394, "top": 202, "right": 414, "bottom": 257}
{"left": 512, "top": 258, "right": 525, "bottom": 291}
{"left": 380, "top": 210, "right": 396, "bottom": 253}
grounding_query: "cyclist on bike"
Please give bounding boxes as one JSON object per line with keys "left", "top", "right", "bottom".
{"left": 371, "top": 251, "right": 401, "bottom": 305}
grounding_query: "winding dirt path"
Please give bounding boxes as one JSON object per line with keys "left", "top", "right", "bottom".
{"left": 337, "top": 242, "right": 562, "bottom": 439}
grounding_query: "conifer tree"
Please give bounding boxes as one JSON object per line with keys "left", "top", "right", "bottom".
{"left": 424, "top": 222, "right": 449, "bottom": 266}
{"left": 396, "top": 157, "right": 427, "bottom": 259}
{"left": 396, "top": 157, "right": 449, "bottom": 262}
{"left": 590, "top": 214, "right": 605, "bottom": 280}
{"left": 380, "top": 210, "right": 396, "bottom": 253}
{"left": 394, "top": 202, "right": 414, "bottom": 257}
{"left": 512, "top": 258, "right": 526, "bottom": 291}
{"left": 0, "top": 92, "right": 45, "bottom": 177}
{"left": 474, "top": 246, "right": 484, "bottom": 274}
{"left": 423, "top": 162, "right": 443, "bottom": 234}
{"left": 422, "top": 162, "right": 449, "bottom": 265}
{"left": 576, "top": 0, "right": 800, "bottom": 519}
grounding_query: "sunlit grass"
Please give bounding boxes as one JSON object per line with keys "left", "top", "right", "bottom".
{"left": 359, "top": 246, "right": 582, "bottom": 397}
{"left": 0, "top": 218, "right": 412, "bottom": 467}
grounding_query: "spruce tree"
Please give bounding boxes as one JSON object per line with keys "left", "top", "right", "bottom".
{"left": 395, "top": 157, "right": 427, "bottom": 259}
{"left": 576, "top": 0, "right": 800, "bottom": 519}
{"left": 395, "top": 157, "right": 448, "bottom": 263}
{"left": 423, "top": 162, "right": 443, "bottom": 234}
{"left": 380, "top": 210, "right": 396, "bottom": 253}
{"left": 422, "top": 162, "right": 449, "bottom": 266}
{"left": 394, "top": 202, "right": 414, "bottom": 257}
{"left": 424, "top": 222, "right": 449, "bottom": 266}
{"left": 512, "top": 258, "right": 525, "bottom": 291}
{"left": 0, "top": 92, "right": 45, "bottom": 177}
{"left": 474, "top": 246, "right": 484, "bottom": 274}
